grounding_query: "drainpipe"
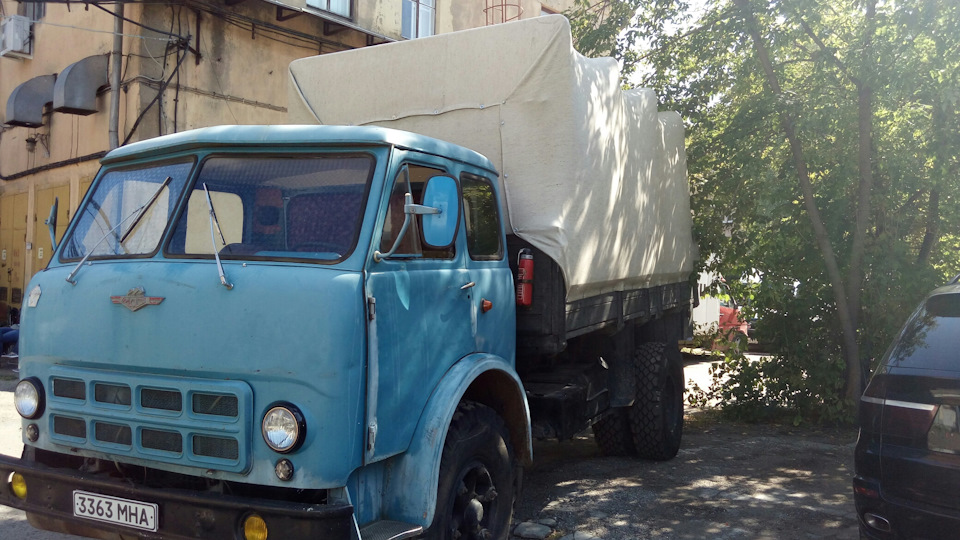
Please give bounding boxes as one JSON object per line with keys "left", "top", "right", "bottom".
{"left": 108, "top": 2, "right": 124, "bottom": 150}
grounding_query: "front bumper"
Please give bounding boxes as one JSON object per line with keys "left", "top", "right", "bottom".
{"left": 0, "top": 452, "right": 354, "bottom": 539}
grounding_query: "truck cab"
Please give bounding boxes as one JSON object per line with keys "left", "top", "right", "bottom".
{"left": 1, "top": 125, "right": 530, "bottom": 540}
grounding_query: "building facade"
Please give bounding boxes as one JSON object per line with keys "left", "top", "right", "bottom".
{"left": 0, "top": 0, "right": 573, "bottom": 315}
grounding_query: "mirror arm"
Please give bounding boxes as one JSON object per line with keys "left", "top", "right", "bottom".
{"left": 404, "top": 203, "right": 441, "bottom": 215}
{"left": 373, "top": 192, "right": 444, "bottom": 262}
{"left": 374, "top": 213, "right": 412, "bottom": 263}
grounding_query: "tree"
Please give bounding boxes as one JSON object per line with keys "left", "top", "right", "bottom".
{"left": 570, "top": 0, "right": 960, "bottom": 419}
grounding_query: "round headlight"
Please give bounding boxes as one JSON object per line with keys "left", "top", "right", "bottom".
{"left": 15, "top": 378, "right": 44, "bottom": 419}
{"left": 261, "top": 405, "right": 305, "bottom": 453}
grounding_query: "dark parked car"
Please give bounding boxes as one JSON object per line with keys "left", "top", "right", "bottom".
{"left": 855, "top": 281, "right": 960, "bottom": 539}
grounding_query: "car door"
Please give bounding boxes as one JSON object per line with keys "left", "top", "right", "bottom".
{"left": 460, "top": 171, "right": 515, "bottom": 362}
{"left": 363, "top": 159, "right": 474, "bottom": 463}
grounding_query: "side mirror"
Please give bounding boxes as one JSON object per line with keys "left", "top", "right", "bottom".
{"left": 45, "top": 197, "right": 59, "bottom": 251}
{"left": 420, "top": 176, "right": 459, "bottom": 248}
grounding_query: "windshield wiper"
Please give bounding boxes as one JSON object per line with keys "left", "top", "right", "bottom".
{"left": 119, "top": 176, "right": 171, "bottom": 244}
{"left": 203, "top": 183, "right": 234, "bottom": 290}
{"left": 66, "top": 177, "right": 171, "bottom": 285}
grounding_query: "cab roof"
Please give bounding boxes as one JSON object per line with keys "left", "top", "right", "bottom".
{"left": 102, "top": 124, "right": 498, "bottom": 173}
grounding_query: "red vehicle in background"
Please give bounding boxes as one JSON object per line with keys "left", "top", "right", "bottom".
{"left": 719, "top": 297, "right": 750, "bottom": 339}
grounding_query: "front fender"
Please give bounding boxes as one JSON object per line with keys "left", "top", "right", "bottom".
{"left": 381, "top": 353, "right": 531, "bottom": 527}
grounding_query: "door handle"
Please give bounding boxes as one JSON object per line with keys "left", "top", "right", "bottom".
{"left": 460, "top": 282, "right": 476, "bottom": 290}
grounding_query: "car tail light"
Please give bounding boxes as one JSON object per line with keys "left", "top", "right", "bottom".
{"left": 861, "top": 375, "right": 939, "bottom": 442}
{"left": 881, "top": 400, "right": 938, "bottom": 440}
{"left": 928, "top": 405, "right": 960, "bottom": 454}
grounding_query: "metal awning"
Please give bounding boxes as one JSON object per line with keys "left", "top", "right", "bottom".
{"left": 54, "top": 54, "right": 109, "bottom": 115}
{"left": 5, "top": 74, "right": 56, "bottom": 128}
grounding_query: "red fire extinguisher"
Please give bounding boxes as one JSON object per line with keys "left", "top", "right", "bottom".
{"left": 516, "top": 248, "right": 533, "bottom": 307}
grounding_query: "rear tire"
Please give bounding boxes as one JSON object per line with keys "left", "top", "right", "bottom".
{"left": 629, "top": 342, "right": 684, "bottom": 460}
{"left": 424, "top": 401, "right": 517, "bottom": 540}
{"left": 591, "top": 408, "right": 636, "bottom": 456}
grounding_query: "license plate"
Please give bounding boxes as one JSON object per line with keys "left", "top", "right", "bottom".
{"left": 73, "top": 490, "right": 158, "bottom": 532}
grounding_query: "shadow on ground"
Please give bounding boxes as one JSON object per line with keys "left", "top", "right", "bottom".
{"left": 514, "top": 411, "right": 859, "bottom": 540}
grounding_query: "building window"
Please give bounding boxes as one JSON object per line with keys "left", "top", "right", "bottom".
{"left": 308, "top": 0, "right": 351, "bottom": 19}
{"left": 18, "top": 1, "right": 45, "bottom": 20}
{"left": 402, "top": 0, "right": 435, "bottom": 39}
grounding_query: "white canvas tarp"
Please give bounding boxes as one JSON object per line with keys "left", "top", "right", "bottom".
{"left": 287, "top": 15, "right": 696, "bottom": 302}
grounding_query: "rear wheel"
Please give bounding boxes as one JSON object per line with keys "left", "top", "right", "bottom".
{"left": 629, "top": 342, "right": 684, "bottom": 460}
{"left": 424, "top": 401, "right": 517, "bottom": 540}
{"left": 591, "top": 408, "right": 636, "bottom": 456}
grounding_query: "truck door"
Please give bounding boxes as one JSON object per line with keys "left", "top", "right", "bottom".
{"left": 459, "top": 172, "right": 515, "bottom": 361}
{"left": 364, "top": 161, "right": 474, "bottom": 463}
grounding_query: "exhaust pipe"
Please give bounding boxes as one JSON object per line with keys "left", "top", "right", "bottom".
{"left": 863, "top": 512, "right": 891, "bottom": 533}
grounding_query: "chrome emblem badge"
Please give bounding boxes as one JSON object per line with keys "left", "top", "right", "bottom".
{"left": 111, "top": 287, "right": 164, "bottom": 312}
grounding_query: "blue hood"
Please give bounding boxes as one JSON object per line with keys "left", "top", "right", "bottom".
{"left": 20, "top": 259, "right": 366, "bottom": 488}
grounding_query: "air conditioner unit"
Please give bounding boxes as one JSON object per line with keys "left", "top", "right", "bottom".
{"left": 1, "top": 15, "right": 32, "bottom": 59}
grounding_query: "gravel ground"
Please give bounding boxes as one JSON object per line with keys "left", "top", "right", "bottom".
{"left": 512, "top": 410, "right": 859, "bottom": 540}
{"left": 0, "top": 360, "right": 859, "bottom": 540}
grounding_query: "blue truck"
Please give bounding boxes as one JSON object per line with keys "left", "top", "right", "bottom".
{"left": 0, "top": 16, "right": 695, "bottom": 540}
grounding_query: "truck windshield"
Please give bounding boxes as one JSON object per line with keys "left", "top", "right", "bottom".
{"left": 166, "top": 154, "right": 373, "bottom": 262}
{"left": 60, "top": 160, "right": 195, "bottom": 260}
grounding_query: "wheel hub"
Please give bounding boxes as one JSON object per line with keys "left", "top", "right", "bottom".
{"left": 449, "top": 463, "right": 498, "bottom": 540}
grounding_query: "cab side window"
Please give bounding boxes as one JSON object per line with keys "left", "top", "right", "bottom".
{"left": 461, "top": 173, "right": 502, "bottom": 260}
{"left": 380, "top": 164, "right": 455, "bottom": 259}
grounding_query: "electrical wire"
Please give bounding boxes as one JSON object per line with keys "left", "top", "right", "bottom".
{"left": 30, "top": 19, "right": 179, "bottom": 41}
{"left": 89, "top": 1, "right": 186, "bottom": 40}
{"left": 172, "top": 3, "right": 182, "bottom": 133}
{"left": 122, "top": 42, "right": 189, "bottom": 146}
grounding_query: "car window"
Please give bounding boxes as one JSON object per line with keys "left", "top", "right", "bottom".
{"left": 167, "top": 154, "right": 373, "bottom": 262}
{"left": 379, "top": 164, "right": 455, "bottom": 259}
{"left": 61, "top": 160, "right": 194, "bottom": 260}
{"left": 461, "top": 173, "right": 502, "bottom": 261}
{"left": 883, "top": 292, "right": 960, "bottom": 372}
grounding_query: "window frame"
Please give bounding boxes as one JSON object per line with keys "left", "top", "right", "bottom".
{"left": 460, "top": 172, "right": 503, "bottom": 261}
{"left": 307, "top": 0, "right": 352, "bottom": 19}
{"left": 401, "top": 0, "right": 436, "bottom": 39}
{"left": 378, "top": 162, "right": 457, "bottom": 260}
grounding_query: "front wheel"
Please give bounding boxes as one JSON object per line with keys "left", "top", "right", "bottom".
{"left": 424, "top": 401, "right": 517, "bottom": 540}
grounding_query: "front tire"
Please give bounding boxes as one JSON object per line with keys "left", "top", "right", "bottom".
{"left": 424, "top": 401, "right": 517, "bottom": 540}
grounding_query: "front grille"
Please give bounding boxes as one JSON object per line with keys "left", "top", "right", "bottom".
{"left": 53, "top": 378, "right": 86, "bottom": 400}
{"left": 142, "top": 428, "right": 183, "bottom": 454}
{"left": 45, "top": 367, "right": 251, "bottom": 473}
{"left": 193, "top": 435, "right": 239, "bottom": 460}
{"left": 95, "top": 422, "right": 132, "bottom": 446}
{"left": 53, "top": 415, "right": 86, "bottom": 439}
{"left": 95, "top": 383, "right": 131, "bottom": 406}
{"left": 141, "top": 388, "right": 182, "bottom": 412}
{"left": 193, "top": 393, "right": 239, "bottom": 417}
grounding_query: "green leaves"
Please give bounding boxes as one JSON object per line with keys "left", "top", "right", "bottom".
{"left": 568, "top": 0, "right": 960, "bottom": 422}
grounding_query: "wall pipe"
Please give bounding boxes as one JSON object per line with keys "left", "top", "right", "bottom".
{"left": 108, "top": 2, "right": 124, "bottom": 150}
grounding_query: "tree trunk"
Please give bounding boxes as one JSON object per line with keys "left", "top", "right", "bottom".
{"left": 918, "top": 32, "right": 951, "bottom": 265}
{"left": 845, "top": 0, "right": 876, "bottom": 398}
{"left": 917, "top": 188, "right": 940, "bottom": 264}
{"left": 733, "top": 0, "right": 861, "bottom": 405}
